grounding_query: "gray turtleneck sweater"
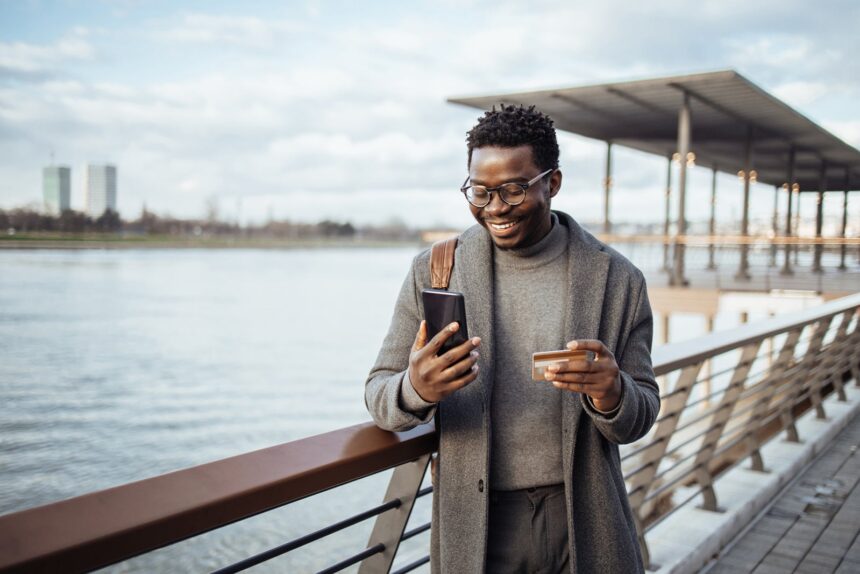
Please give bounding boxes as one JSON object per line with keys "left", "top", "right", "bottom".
{"left": 490, "top": 214, "right": 568, "bottom": 490}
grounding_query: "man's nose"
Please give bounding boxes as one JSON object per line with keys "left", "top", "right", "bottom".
{"left": 484, "top": 192, "right": 511, "bottom": 216}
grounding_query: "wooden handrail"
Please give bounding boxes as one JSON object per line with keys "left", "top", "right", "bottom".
{"left": 0, "top": 422, "right": 437, "bottom": 573}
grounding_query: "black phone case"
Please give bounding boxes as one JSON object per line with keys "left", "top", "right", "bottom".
{"left": 421, "top": 289, "right": 469, "bottom": 354}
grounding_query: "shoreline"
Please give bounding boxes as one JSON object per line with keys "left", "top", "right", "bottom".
{"left": 0, "top": 235, "right": 424, "bottom": 250}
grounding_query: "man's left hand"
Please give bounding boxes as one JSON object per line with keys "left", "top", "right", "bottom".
{"left": 544, "top": 340, "right": 621, "bottom": 412}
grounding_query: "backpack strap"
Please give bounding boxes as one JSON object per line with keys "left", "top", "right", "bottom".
{"left": 430, "top": 236, "right": 459, "bottom": 289}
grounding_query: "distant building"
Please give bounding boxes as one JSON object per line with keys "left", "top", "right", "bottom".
{"left": 85, "top": 164, "right": 117, "bottom": 216}
{"left": 43, "top": 166, "right": 71, "bottom": 215}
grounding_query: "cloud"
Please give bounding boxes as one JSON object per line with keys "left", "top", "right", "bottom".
{"left": 155, "top": 13, "right": 301, "bottom": 49}
{"left": 1, "top": 2, "right": 858, "bottom": 226}
{"left": 0, "top": 28, "right": 93, "bottom": 76}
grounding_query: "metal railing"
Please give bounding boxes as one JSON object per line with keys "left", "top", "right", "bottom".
{"left": 1, "top": 293, "right": 858, "bottom": 573}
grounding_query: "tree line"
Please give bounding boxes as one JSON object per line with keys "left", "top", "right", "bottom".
{"left": 0, "top": 208, "right": 420, "bottom": 241}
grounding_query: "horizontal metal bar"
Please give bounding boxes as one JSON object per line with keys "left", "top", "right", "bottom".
{"left": 317, "top": 543, "right": 385, "bottom": 574}
{"left": 401, "top": 522, "right": 431, "bottom": 542}
{"left": 416, "top": 486, "right": 433, "bottom": 498}
{"left": 392, "top": 555, "right": 431, "bottom": 574}
{"left": 622, "top": 435, "right": 667, "bottom": 462}
{"left": 211, "top": 499, "right": 401, "bottom": 574}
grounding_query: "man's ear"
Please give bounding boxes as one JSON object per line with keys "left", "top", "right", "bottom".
{"left": 548, "top": 169, "right": 562, "bottom": 199}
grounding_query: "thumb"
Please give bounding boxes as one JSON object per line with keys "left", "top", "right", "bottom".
{"left": 413, "top": 320, "right": 428, "bottom": 351}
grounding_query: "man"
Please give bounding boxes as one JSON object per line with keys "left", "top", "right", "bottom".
{"left": 365, "top": 104, "right": 659, "bottom": 573}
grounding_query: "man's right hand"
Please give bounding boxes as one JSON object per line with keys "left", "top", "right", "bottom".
{"left": 408, "top": 320, "right": 481, "bottom": 403}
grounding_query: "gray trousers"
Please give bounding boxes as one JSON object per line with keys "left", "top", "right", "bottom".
{"left": 486, "top": 484, "right": 570, "bottom": 574}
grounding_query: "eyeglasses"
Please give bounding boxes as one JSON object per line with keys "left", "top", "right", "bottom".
{"left": 460, "top": 168, "right": 554, "bottom": 208}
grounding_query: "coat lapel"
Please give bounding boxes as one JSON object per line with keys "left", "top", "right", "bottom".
{"left": 558, "top": 211, "right": 611, "bottom": 431}
{"left": 451, "top": 225, "right": 495, "bottom": 406}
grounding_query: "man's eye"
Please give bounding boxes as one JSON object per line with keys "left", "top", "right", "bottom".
{"left": 501, "top": 185, "right": 525, "bottom": 196}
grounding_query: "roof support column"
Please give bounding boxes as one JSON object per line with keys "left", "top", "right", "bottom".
{"left": 671, "top": 93, "right": 690, "bottom": 287}
{"left": 794, "top": 189, "right": 801, "bottom": 265}
{"left": 736, "top": 126, "right": 753, "bottom": 280}
{"left": 770, "top": 184, "right": 779, "bottom": 267}
{"left": 603, "top": 141, "right": 613, "bottom": 235}
{"left": 839, "top": 169, "right": 849, "bottom": 271}
{"left": 781, "top": 147, "right": 796, "bottom": 275}
{"left": 707, "top": 167, "right": 717, "bottom": 270}
{"left": 662, "top": 156, "right": 672, "bottom": 272}
{"left": 813, "top": 159, "right": 826, "bottom": 273}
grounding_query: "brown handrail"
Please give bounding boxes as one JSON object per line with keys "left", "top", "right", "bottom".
{"left": 0, "top": 422, "right": 437, "bottom": 574}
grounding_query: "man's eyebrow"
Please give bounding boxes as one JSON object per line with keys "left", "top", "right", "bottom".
{"left": 469, "top": 176, "right": 529, "bottom": 185}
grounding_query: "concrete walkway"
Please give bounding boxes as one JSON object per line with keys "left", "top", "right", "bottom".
{"left": 705, "top": 413, "right": 860, "bottom": 573}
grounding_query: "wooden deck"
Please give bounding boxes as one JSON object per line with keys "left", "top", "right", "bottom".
{"left": 706, "top": 413, "right": 860, "bottom": 574}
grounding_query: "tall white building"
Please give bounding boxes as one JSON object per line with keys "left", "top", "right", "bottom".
{"left": 85, "top": 164, "right": 117, "bottom": 216}
{"left": 43, "top": 166, "right": 71, "bottom": 215}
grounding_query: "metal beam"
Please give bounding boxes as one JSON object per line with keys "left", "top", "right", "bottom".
{"left": 781, "top": 147, "right": 796, "bottom": 275}
{"left": 604, "top": 142, "right": 613, "bottom": 235}
{"left": 663, "top": 156, "right": 672, "bottom": 272}
{"left": 671, "top": 93, "right": 691, "bottom": 287}
{"left": 708, "top": 167, "right": 717, "bottom": 270}
{"left": 839, "top": 168, "right": 849, "bottom": 270}
{"left": 736, "top": 126, "right": 754, "bottom": 280}
{"left": 813, "top": 159, "right": 826, "bottom": 273}
{"left": 770, "top": 184, "right": 779, "bottom": 267}
{"left": 606, "top": 87, "right": 676, "bottom": 117}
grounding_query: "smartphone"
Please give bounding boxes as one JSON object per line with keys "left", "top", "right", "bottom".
{"left": 421, "top": 289, "right": 469, "bottom": 354}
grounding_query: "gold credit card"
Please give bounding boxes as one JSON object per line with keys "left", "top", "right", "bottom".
{"left": 532, "top": 350, "right": 596, "bottom": 381}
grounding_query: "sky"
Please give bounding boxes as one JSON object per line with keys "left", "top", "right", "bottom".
{"left": 1, "top": 0, "right": 858, "bottom": 230}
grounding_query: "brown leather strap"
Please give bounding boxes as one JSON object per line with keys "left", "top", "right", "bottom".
{"left": 430, "top": 237, "right": 459, "bottom": 289}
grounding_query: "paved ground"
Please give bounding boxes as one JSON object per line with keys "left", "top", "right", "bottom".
{"left": 707, "top": 413, "right": 860, "bottom": 574}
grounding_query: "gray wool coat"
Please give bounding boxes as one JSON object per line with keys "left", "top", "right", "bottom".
{"left": 365, "top": 211, "right": 660, "bottom": 573}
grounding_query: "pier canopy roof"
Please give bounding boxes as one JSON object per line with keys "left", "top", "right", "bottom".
{"left": 449, "top": 70, "right": 860, "bottom": 192}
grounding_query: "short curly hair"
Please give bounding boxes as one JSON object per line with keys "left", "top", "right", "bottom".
{"left": 466, "top": 104, "right": 559, "bottom": 171}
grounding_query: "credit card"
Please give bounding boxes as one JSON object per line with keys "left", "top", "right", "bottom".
{"left": 532, "top": 349, "right": 596, "bottom": 381}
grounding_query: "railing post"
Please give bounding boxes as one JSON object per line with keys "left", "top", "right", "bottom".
{"left": 693, "top": 342, "right": 761, "bottom": 512}
{"left": 744, "top": 329, "right": 802, "bottom": 472}
{"left": 806, "top": 317, "right": 836, "bottom": 419}
{"left": 359, "top": 454, "right": 431, "bottom": 574}
{"left": 821, "top": 313, "right": 852, "bottom": 401}
{"left": 847, "top": 311, "right": 860, "bottom": 386}
{"left": 627, "top": 362, "right": 704, "bottom": 568}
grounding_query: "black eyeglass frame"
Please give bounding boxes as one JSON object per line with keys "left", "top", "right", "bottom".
{"left": 460, "top": 168, "right": 555, "bottom": 208}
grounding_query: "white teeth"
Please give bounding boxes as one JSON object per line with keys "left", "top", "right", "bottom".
{"left": 489, "top": 221, "right": 517, "bottom": 230}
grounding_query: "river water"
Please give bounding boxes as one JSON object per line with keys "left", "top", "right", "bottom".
{"left": 0, "top": 246, "right": 829, "bottom": 572}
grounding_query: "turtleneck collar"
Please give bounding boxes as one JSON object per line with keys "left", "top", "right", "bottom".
{"left": 493, "top": 212, "right": 568, "bottom": 270}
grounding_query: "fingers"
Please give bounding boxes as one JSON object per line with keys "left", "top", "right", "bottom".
{"left": 566, "top": 339, "right": 609, "bottom": 357}
{"left": 441, "top": 349, "right": 480, "bottom": 379}
{"left": 412, "top": 320, "right": 428, "bottom": 352}
{"left": 434, "top": 335, "right": 481, "bottom": 368}
{"left": 445, "top": 363, "right": 480, "bottom": 392}
{"left": 420, "top": 322, "right": 460, "bottom": 357}
{"left": 545, "top": 371, "right": 596, "bottom": 385}
{"left": 548, "top": 359, "right": 594, "bottom": 375}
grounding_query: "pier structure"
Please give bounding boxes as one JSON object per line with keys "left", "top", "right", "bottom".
{"left": 449, "top": 70, "right": 860, "bottom": 285}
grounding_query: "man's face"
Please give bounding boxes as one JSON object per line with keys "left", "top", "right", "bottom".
{"left": 467, "top": 145, "right": 561, "bottom": 250}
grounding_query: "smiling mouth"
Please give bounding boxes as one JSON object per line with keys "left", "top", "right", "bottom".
{"left": 487, "top": 220, "right": 519, "bottom": 231}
